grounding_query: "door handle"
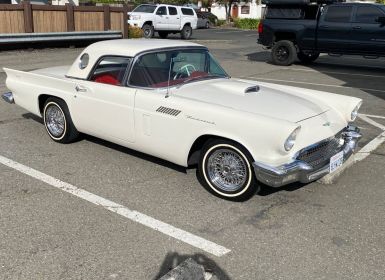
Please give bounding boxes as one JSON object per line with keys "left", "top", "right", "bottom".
{"left": 75, "top": 85, "right": 87, "bottom": 92}
{"left": 353, "top": 26, "right": 362, "bottom": 30}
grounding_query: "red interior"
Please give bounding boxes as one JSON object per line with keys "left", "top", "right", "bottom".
{"left": 93, "top": 73, "right": 120, "bottom": 86}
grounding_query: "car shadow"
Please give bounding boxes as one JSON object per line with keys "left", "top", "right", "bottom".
{"left": 246, "top": 51, "right": 385, "bottom": 101}
{"left": 153, "top": 252, "right": 231, "bottom": 280}
{"left": 21, "top": 113, "right": 187, "bottom": 174}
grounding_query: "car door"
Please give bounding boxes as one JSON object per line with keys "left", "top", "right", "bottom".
{"left": 71, "top": 56, "right": 136, "bottom": 143}
{"left": 155, "top": 6, "right": 168, "bottom": 30}
{"left": 350, "top": 5, "right": 385, "bottom": 54}
{"left": 317, "top": 5, "right": 354, "bottom": 52}
{"left": 168, "top": 6, "right": 180, "bottom": 30}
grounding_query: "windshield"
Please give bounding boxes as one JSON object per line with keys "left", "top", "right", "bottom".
{"left": 129, "top": 49, "right": 229, "bottom": 88}
{"left": 133, "top": 4, "right": 157, "bottom": 13}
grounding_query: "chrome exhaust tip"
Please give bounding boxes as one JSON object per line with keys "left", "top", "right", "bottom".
{"left": 2, "top": 92, "right": 14, "bottom": 104}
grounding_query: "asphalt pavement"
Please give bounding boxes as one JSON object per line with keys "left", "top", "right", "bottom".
{"left": 1, "top": 29, "right": 384, "bottom": 280}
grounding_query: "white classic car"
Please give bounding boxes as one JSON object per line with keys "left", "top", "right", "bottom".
{"left": 2, "top": 39, "right": 362, "bottom": 200}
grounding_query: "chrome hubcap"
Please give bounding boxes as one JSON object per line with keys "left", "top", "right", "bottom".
{"left": 45, "top": 104, "right": 65, "bottom": 137}
{"left": 207, "top": 149, "right": 248, "bottom": 192}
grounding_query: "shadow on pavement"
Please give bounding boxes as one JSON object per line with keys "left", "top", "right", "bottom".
{"left": 246, "top": 51, "right": 385, "bottom": 101}
{"left": 154, "top": 252, "right": 231, "bottom": 280}
{"left": 21, "top": 113, "right": 187, "bottom": 174}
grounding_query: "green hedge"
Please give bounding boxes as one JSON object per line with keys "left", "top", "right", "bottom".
{"left": 233, "top": 18, "right": 260, "bottom": 30}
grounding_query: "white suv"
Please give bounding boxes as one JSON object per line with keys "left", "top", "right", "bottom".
{"left": 128, "top": 4, "right": 198, "bottom": 39}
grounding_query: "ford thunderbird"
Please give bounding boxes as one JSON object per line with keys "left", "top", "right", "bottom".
{"left": 2, "top": 39, "right": 362, "bottom": 200}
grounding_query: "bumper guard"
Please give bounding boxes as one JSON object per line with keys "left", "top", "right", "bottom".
{"left": 253, "top": 125, "right": 361, "bottom": 187}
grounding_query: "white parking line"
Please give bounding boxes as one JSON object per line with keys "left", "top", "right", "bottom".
{"left": 244, "top": 77, "right": 385, "bottom": 93}
{"left": 279, "top": 67, "right": 385, "bottom": 79}
{"left": 0, "top": 155, "right": 231, "bottom": 257}
{"left": 360, "top": 114, "right": 385, "bottom": 120}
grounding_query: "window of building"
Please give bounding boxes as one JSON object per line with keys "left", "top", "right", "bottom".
{"left": 241, "top": 5, "right": 250, "bottom": 15}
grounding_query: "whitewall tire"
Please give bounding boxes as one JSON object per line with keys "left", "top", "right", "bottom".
{"left": 198, "top": 139, "right": 259, "bottom": 200}
{"left": 43, "top": 97, "right": 79, "bottom": 144}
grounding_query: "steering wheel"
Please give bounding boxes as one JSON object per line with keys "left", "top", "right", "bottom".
{"left": 173, "top": 64, "right": 196, "bottom": 80}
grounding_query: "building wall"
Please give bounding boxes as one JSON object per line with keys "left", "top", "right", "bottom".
{"left": 211, "top": 1, "right": 263, "bottom": 20}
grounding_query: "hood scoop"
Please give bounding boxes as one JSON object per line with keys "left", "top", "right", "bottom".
{"left": 245, "top": 85, "right": 260, "bottom": 94}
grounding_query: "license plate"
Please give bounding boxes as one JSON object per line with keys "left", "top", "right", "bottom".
{"left": 329, "top": 151, "right": 344, "bottom": 173}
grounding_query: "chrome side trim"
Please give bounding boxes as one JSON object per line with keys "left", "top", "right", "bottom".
{"left": 2, "top": 92, "right": 14, "bottom": 104}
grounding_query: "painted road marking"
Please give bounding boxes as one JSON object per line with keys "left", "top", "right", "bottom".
{"left": 244, "top": 77, "right": 385, "bottom": 93}
{"left": 319, "top": 116, "right": 385, "bottom": 184}
{"left": 0, "top": 155, "right": 231, "bottom": 257}
{"left": 360, "top": 114, "right": 385, "bottom": 120}
{"left": 280, "top": 67, "right": 385, "bottom": 79}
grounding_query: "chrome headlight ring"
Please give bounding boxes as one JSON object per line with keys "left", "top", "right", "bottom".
{"left": 351, "top": 101, "right": 362, "bottom": 121}
{"left": 284, "top": 126, "right": 301, "bottom": 152}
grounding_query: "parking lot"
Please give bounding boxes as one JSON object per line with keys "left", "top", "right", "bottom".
{"left": 1, "top": 29, "right": 385, "bottom": 279}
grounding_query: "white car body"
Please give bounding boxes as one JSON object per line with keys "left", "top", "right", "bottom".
{"left": 128, "top": 4, "right": 197, "bottom": 31}
{"left": 2, "top": 39, "right": 362, "bottom": 195}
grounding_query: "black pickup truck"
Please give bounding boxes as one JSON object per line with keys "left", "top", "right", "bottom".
{"left": 258, "top": 0, "right": 385, "bottom": 65}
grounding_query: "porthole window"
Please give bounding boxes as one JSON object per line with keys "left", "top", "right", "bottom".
{"left": 79, "top": 53, "right": 89, "bottom": 70}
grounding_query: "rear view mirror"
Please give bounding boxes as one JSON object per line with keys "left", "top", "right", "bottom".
{"left": 376, "top": 16, "right": 385, "bottom": 24}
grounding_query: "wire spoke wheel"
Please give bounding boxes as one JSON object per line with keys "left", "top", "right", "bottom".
{"left": 207, "top": 148, "right": 248, "bottom": 192}
{"left": 45, "top": 104, "right": 65, "bottom": 137}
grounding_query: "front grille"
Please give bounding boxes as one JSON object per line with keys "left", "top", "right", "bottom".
{"left": 296, "top": 135, "right": 343, "bottom": 169}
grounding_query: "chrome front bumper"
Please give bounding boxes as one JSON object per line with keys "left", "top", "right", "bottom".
{"left": 2, "top": 92, "right": 14, "bottom": 104}
{"left": 253, "top": 125, "right": 361, "bottom": 188}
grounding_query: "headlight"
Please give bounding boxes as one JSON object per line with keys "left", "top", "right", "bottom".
{"left": 351, "top": 101, "right": 362, "bottom": 121}
{"left": 284, "top": 126, "right": 301, "bottom": 152}
{"left": 132, "top": 15, "right": 141, "bottom": 20}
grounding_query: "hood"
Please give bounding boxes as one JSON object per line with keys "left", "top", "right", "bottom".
{"left": 175, "top": 79, "right": 329, "bottom": 123}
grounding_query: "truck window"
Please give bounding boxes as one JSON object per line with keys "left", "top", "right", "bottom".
{"left": 156, "top": 6, "right": 167, "bottom": 16}
{"left": 168, "top": 7, "right": 178, "bottom": 15}
{"left": 324, "top": 6, "right": 352, "bottom": 23}
{"left": 181, "top": 8, "right": 194, "bottom": 16}
{"left": 265, "top": 7, "right": 303, "bottom": 19}
{"left": 355, "top": 6, "right": 384, "bottom": 24}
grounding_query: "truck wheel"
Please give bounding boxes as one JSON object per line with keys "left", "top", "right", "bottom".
{"left": 142, "top": 24, "right": 154, "bottom": 39}
{"left": 158, "top": 31, "right": 168, "bottom": 39}
{"left": 43, "top": 97, "right": 79, "bottom": 144}
{"left": 297, "top": 51, "right": 320, "bottom": 64}
{"left": 198, "top": 139, "right": 259, "bottom": 201}
{"left": 271, "top": 40, "right": 296, "bottom": 66}
{"left": 180, "top": 25, "right": 192, "bottom": 39}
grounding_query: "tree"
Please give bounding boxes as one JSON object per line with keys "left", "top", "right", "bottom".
{"left": 376, "top": 0, "right": 385, "bottom": 4}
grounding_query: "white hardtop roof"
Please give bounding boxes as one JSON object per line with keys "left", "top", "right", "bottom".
{"left": 67, "top": 39, "right": 205, "bottom": 79}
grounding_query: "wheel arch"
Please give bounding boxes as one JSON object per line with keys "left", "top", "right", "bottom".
{"left": 38, "top": 94, "right": 66, "bottom": 116}
{"left": 142, "top": 21, "right": 153, "bottom": 27}
{"left": 187, "top": 134, "right": 255, "bottom": 166}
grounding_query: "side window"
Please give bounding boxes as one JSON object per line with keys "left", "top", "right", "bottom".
{"left": 324, "top": 6, "right": 352, "bottom": 23}
{"left": 168, "top": 7, "right": 178, "bottom": 16}
{"left": 89, "top": 56, "right": 131, "bottom": 86}
{"left": 356, "top": 6, "right": 384, "bottom": 24}
{"left": 181, "top": 8, "right": 194, "bottom": 16}
{"left": 156, "top": 6, "right": 167, "bottom": 15}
